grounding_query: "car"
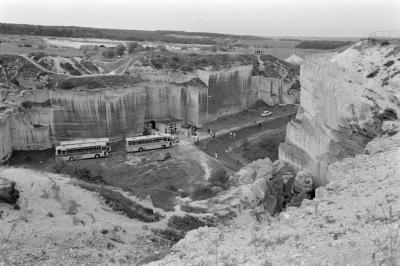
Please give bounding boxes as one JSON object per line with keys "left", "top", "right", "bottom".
{"left": 260, "top": 110, "right": 272, "bottom": 117}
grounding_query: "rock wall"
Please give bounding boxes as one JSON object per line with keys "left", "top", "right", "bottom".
{"left": 0, "top": 53, "right": 300, "bottom": 157}
{"left": 0, "top": 116, "right": 12, "bottom": 163}
{"left": 279, "top": 41, "right": 400, "bottom": 184}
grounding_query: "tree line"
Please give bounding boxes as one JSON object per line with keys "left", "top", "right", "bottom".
{"left": 0, "top": 22, "right": 244, "bottom": 45}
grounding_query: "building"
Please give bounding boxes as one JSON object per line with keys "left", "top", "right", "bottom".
{"left": 145, "top": 117, "right": 183, "bottom": 134}
{"left": 253, "top": 48, "right": 265, "bottom": 54}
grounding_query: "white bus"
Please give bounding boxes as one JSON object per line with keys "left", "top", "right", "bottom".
{"left": 59, "top": 138, "right": 111, "bottom": 152}
{"left": 55, "top": 139, "right": 110, "bottom": 161}
{"left": 125, "top": 134, "right": 173, "bottom": 152}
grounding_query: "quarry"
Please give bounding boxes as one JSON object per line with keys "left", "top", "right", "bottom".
{"left": 0, "top": 22, "right": 400, "bottom": 266}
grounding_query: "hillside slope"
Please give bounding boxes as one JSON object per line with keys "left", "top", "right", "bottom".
{"left": 149, "top": 131, "right": 400, "bottom": 265}
{"left": 280, "top": 40, "right": 400, "bottom": 183}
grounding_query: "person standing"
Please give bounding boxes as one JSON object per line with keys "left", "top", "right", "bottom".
{"left": 233, "top": 132, "right": 236, "bottom": 140}
{"left": 229, "top": 132, "right": 233, "bottom": 139}
{"left": 214, "top": 151, "right": 218, "bottom": 159}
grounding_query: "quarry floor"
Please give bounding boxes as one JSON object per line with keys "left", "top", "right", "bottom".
{"left": 199, "top": 104, "right": 297, "bottom": 171}
{"left": 7, "top": 104, "right": 296, "bottom": 211}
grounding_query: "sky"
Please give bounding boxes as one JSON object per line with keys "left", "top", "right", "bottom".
{"left": 0, "top": 0, "right": 399, "bottom": 37}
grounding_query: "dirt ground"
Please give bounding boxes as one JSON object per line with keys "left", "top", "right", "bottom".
{"left": 199, "top": 104, "right": 297, "bottom": 170}
{"left": 8, "top": 104, "right": 296, "bottom": 210}
{"left": 7, "top": 139, "right": 222, "bottom": 212}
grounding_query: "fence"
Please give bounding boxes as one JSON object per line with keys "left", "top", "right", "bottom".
{"left": 368, "top": 30, "right": 400, "bottom": 45}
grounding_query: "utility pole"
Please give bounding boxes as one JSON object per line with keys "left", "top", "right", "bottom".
{"left": 206, "top": 87, "right": 209, "bottom": 122}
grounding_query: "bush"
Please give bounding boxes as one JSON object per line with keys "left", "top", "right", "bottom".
{"left": 384, "top": 60, "right": 394, "bottom": 67}
{"left": 180, "top": 204, "right": 209, "bottom": 214}
{"left": 115, "top": 44, "right": 126, "bottom": 57}
{"left": 59, "top": 80, "right": 74, "bottom": 90}
{"left": 367, "top": 69, "right": 379, "bottom": 78}
{"left": 167, "top": 215, "right": 206, "bottom": 233}
{"left": 209, "top": 168, "right": 229, "bottom": 187}
{"left": 103, "top": 47, "right": 117, "bottom": 58}
{"left": 152, "top": 228, "right": 184, "bottom": 243}
{"left": 127, "top": 42, "right": 139, "bottom": 54}
{"left": 191, "top": 185, "right": 217, "bottom": 200}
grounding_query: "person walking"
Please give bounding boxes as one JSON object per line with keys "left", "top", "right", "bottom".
{"left": 233, "top": 132, "right": 236, "bottom": 140}
{"left": 258, "top": 120, "right": 261, "bottom": 128}
{"left": 229, "top": 132, "right": 233, "bottom": 139}
{"left": 215, "top": 151, "right": 218, "bottom": 159}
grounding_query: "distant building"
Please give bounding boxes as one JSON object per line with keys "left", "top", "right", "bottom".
{"left": 253, "top": 48, "right": 265, "bottom": 54}
{"left": 155, "top": 118, "right": 183, "bottom": 134}
{"left": 285, "top": 54, "right": 304, "bottom": 65}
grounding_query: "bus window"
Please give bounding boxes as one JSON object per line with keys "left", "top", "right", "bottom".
{"left": 57, "top": 150, "right": 61, "bottom": 155}
{"left": 102, "top": 147, "right": 106, "bottom": 151}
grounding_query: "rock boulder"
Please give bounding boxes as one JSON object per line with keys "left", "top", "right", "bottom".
{"left": 0, "top": 177, "right": 20, "bottom": 204}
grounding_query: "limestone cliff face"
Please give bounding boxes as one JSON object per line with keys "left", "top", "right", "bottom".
{"left": 279, "top": 41, "right": 400, "bottom": 184}
{"left": 0, "top": 52, "right": 299, "bottom": 159}
{"left": 0, "top": 114, "right": 13, "bottom": 163}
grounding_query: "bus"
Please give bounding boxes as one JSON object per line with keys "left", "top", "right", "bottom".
{"left": 55, "top": 138, "right": 110, "bottom": 161}
{"left": 59, "top": 138, "right": 111, "bottom": 152}
{"left": 125, "top": 134, "right": 173, "bottom": 152}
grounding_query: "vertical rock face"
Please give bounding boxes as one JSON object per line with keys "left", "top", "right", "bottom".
{"left": 0, "top": 115, "right": 13, "bottom": 163}
{"left": 11, "top": 104, "right": 53, "bottom": 150}
{"left": 51, "top": 88, "right": 146, "bottom": 140}
{"left": 0, "top": 52, "right": 300, "bottom": 159}
{"left": 279, "top": 41, "right": 400, "bottom": 184}
{"left": 199, "top": 66, "right": 254, "bottom": 121}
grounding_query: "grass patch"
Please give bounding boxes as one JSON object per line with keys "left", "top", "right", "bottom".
{"left": 77, "top": 182, "right": 164, "bottom": 222}
{"left": 152, "top": 228, "right": 184, "bottom": 244}
{"left": 180, "top": 204, "right": 209, "bottom": 214}
{"left": 295, "top": 40, "right": 353, "bottom": 50}
{"left": 167, "top": 215, "right": 207, "bottom": 233}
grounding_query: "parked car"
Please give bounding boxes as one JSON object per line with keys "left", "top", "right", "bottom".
{"left": 260, "top": 110, "right": 272, "bottom": 117}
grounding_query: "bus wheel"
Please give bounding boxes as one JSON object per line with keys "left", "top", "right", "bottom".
{"left": 161, "top": 145, "right": 166, "bottom": 149}
{"left": 95, "top": 154, "right": 100, "bottom": 158}
{"left": 69, "top": 157, "right": 75, "bottom": 161}
{"left": 139, "top": 148, "right": 144, "bottom": 152}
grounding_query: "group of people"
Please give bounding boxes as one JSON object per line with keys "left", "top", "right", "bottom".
{"left": 207, "top": 128, "right": 216, "bottom": 138}
{"left": 229, "top": 131, "right": 237, "bottom": 140}
{"left": 252, "top": 120, "right": 262, "bottom": 128}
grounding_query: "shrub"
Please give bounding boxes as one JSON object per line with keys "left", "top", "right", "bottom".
{"left": 380, "top": 40, "right": 390, "bottom": 46}
{"left": 180, "top": 204, "right": 209, "bottom": 214}
{"left": 384, "top": 60, "right": 394, "bottom": 67}
{"left": 167, "top": 215, "right": 206, "bottom": 233}
{"left": 209, "top": 168, "right": 229, "bottom": 187}
{"left": 115, "top": 44, "right": 126, "bottom": 57}
{"left": 59, "top": 80, "right": 74, "bottom": 90}
{"left": 127, "top": 42, "right": 139, "bottom": 54}
{"left": 191, "top": 185, "right": 217, "bottom": 200}
{"left": 103, "top": 47, "right": 117, "bottom": 58}
{"left": 152, "top": 228, "right": 184, "bottom": 243}
{"left": 367, "top": 69, "right": 379, "bottom": 78}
